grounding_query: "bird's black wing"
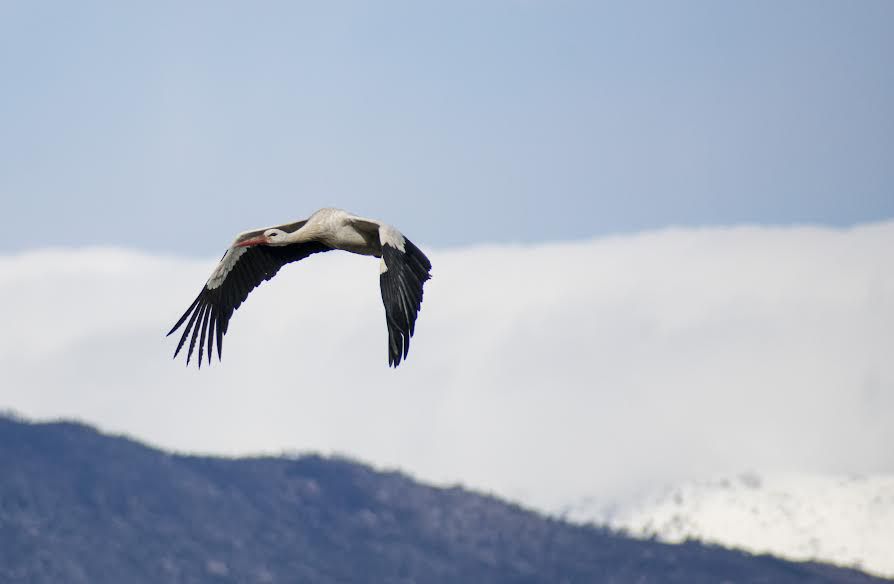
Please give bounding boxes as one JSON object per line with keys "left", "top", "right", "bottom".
{"left": 167, "top": 242, "right": 331, "bottom": 367}
{"left": 379, "top": 237, "right": 432, "bottom": 367}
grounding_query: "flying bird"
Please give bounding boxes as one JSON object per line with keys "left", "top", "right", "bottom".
{"left": 168, "top": 208, "right": 432, "bottom": 368}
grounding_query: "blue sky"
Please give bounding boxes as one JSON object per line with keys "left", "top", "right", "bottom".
{"left": 1, "top": 1, "right": 892, "bottom": 254}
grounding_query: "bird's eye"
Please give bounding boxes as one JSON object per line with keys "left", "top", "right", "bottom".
{"left": 269, "top": 232, "right": 278, "bottom": 237}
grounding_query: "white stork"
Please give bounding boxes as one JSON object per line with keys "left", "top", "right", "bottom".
{"left": 168, "top": 208, "right": 432, "bottom": 368}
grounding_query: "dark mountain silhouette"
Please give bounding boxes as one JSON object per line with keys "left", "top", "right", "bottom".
{"left": 0, "top": 414, "right": 887, "bottom": 584}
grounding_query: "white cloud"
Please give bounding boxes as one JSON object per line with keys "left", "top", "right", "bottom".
{"left": 1, "top": 223, "right": 893, "bottom": 512}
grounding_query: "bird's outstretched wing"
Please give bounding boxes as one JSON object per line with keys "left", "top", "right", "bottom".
{"left": 167, "top": 241, "right": 331, "bottom": 367}
{"left": 346, "top": 215, "right": 433, "bottom": 367}
{"left": 377, "top": 230, "right": 432, "bottom": 367}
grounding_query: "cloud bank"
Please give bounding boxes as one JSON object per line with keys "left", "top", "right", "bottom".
{"left": 2, "top": 223, "right": 892, "bottom": 511}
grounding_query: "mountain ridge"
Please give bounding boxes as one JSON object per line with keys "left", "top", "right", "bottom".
{"left": 0, "top": 414, "right": 889, "bottom": 584}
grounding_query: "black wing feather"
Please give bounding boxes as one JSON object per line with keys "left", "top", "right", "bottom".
{"left": 186, "top": 303, "right": 205, "bottom": 366}
{"left": 379, "top": 238, "right": 432, "bottom": 367}
{"left": 168, "top": 242, "right": 331, "bottom": 367}
{"left": 198, "top": 302, "right": 212, "bottom": 368}
{"left": 206, "top": 307, "right": 217, "bottom": 365}
{"left": 173, "top": 297, "right": 203, "bottom": 359}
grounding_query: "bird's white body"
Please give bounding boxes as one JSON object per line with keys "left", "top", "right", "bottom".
{"left": 286, "top": 208, "right": 381, "bottom": 253}
{"left": 169, "top": 207, "right": 432, "bottom": 368}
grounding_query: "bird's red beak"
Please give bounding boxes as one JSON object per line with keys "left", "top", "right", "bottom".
{"left": 235, "top": 236, "right": 268, "bottom": 248}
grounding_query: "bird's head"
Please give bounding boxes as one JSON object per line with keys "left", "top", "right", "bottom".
{"left": 235, "top": 228, "right": 288, "bottom": 247}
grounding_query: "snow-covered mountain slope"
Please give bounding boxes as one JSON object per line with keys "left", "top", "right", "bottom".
{"left": 561, "top": 473, "right": 894, "bottom": 579}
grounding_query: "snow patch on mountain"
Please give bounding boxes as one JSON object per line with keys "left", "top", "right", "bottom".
{"left": 561, "top": 473, "right": 894, "bottom": 578}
